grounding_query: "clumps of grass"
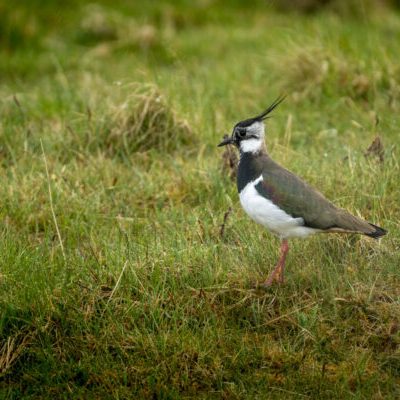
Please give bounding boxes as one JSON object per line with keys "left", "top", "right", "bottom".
{"left": 75, "top": 4, "right": 174, "bottom": 62}
{"left": 275, "top": 47, "right": 367, "bottom": 100}
{"left": 2, "top": 78, "right": 194, "bottom": 160}
{"left": 0, "top": 325, "right": 35, "bottom": 376}
{"left": 103, "top": 84, "right": 194, "bottom": 156}
{"left": 275, "top": 46, "right": 400, "bottom": 105}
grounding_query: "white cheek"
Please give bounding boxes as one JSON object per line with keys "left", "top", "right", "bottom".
{"left": 240, "top": 138, "right": 263, "bottom": 153}
{"left": 247, "top": 121, "right": 265, "bottom": 137}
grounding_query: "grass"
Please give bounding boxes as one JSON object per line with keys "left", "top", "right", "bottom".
{"left": 1, "top": 1, "right": 400, "bottom": 398}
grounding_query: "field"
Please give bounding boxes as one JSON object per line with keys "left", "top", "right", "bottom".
{"left": 1, "top": 1, "right": 400, "bottom": 398}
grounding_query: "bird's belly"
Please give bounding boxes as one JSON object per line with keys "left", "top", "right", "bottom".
{"left": 239, "top": 178, "right": 318, "bottom": 239}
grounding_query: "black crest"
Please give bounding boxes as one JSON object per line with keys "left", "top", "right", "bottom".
{"left": 235, "top": 95, "right": 286, "bottom": 128}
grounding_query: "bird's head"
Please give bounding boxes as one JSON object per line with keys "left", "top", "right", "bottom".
{"left": 218, "top": 96, "right": 285, "bottom": 153}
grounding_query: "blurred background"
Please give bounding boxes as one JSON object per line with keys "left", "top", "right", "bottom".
{"left": 1, "top": 0, "right": 400, "bottom": 150}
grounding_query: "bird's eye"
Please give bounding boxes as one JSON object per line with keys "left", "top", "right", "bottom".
{"left": 236, "top": 127, "right": 246, "bottom": 138}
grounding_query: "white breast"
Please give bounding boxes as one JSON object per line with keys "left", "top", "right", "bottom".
{"left": 239, "top": 176, "right": 319, "bottom": 239}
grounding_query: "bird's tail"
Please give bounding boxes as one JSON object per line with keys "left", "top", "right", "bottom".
{"left": 331, "top": 210, "right": 387, "bottom": 239}
{"left": 364, "top": 223, "right": 387, "bottom": 239}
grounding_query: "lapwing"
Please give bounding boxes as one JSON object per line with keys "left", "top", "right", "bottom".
{"left": 218, "top": 97, "right": 387, "bottom": 287}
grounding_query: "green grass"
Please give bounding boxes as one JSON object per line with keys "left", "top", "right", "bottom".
{"left": 1, "top": 1, "right": 400, "bottom": 398}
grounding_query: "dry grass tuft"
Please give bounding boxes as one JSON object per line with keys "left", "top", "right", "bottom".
{"left": 275, "top": 46, "right": 400, "bottom": 104}
{"left": 104, "top": 84, "right": 194, "bottom": 155}
{"left": 0, "top": 329, "right": 35, "bottom": 375}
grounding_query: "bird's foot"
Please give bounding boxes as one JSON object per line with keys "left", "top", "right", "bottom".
{"left": 259, "top": 265, "right": 284, "bottom": 288}
{"left": 260, "top": 240, "right": 288, "bottom": 288}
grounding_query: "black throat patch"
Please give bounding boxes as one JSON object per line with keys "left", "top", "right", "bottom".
{"left": 237, "top": 152, "right": 263, "bottom": 193}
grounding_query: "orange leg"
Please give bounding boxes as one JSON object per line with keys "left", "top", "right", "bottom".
{"left": 262, "top": 239, "right": 289, "bottom": 287}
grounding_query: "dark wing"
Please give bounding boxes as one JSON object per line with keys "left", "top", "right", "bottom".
{"left": 254, "top": 156, "right": 386, "bottom": 237}
{"left": 255, "top": 161, "right": 339, "bottom": 230}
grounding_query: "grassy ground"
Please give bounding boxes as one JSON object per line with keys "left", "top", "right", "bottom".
{"left": 1, "top": 1, "right": 400, "bottom": 398}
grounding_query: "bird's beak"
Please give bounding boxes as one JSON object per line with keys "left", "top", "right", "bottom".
{"left": 217, "top": 135, "right": 234, "bottom": 147}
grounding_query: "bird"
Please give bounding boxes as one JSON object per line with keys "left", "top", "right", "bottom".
{"left": 218, "top": 97, "right": 387, "bottom": 287}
